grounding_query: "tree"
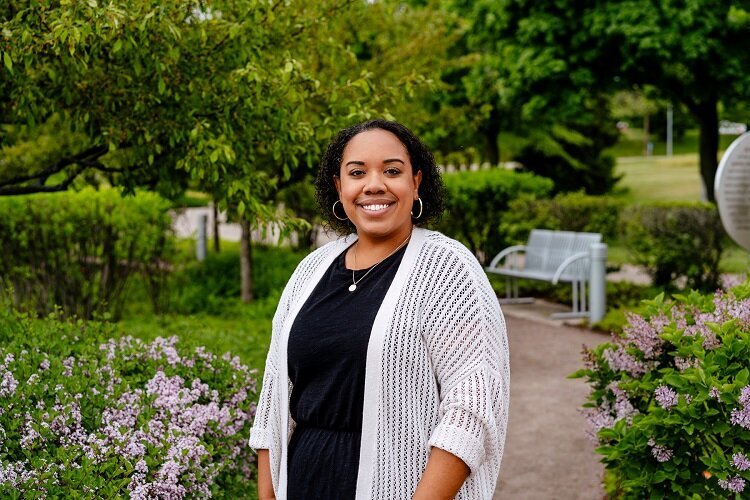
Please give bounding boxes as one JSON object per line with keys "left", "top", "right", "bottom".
{"left": 431, "top": 0, "right": 621, "bottom": 195}
{"left": 465, "top": 0, "right": 750, "bottom": 202}
{"left": 0, "top": 0, "right": 420, "bottom": 300}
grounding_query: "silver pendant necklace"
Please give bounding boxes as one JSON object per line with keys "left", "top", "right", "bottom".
{"left": 349, "top": 232, "right": 411, "bottom": 292}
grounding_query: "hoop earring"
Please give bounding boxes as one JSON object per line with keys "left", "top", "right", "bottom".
{"left": 332, "top": 200, "right": 349, "bottom": 221}
{"left": 411, "top": 198, "right": 423, "bottom": 220}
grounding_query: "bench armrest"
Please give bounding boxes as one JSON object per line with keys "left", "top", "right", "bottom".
{"left": 486, "top": 245, "right": 527, "bottom": 271}
{"left": 551, "top": 252, "right": 590, "bottom": 284}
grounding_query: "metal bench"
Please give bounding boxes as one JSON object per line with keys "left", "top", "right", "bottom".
{"left": 485, "top": 229, "right": 602, "bottom": 318}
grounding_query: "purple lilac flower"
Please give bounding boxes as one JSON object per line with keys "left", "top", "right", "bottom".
{"left": 650, "top": 443, "right": 674, "bottom": 462}
{"left": 0, "top": 369, "right": 18, "bottom": 398}
{"left": 731, "top": 452, "right": 750, "bottom": 472}
{"left": 602, "top": 346, "right": 651, "bottom": 377}
{"left": 654, "top": 385, "right": 679, "bottom": 410}
{"left": 709, "top": 387, "right": 721, "bottom": 399}
{"left": 609, "top": 384, "right": 639, "bottom": 420}
{"left": 718, "top": 475, "right": 746, "bottom": 493}
{"left": 623, "top": 312, "right": 666, "bottom": 359}
{"left": 582, "top": 407, "right": 615, "bottom": 443}
{"left": 39, "top": 358, "right": 50, "bottom": 371}
{"left": 674, "top": 356, "right": 698, "bottom": 371}
{"left": 62, "top": 356, "right": 75, "bottom": 377}
{"left": 740, "top": 385, "right": 750, "bottom": 406}
{"left": 731, "top": 406, "right": 750, "bottom": 429}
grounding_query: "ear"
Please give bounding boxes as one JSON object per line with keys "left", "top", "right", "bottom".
{"left": 413, "top": 170, "right": 423, "bottom": 199}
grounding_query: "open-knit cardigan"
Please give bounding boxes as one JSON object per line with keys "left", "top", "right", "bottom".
{"left": 248, "top": 228, "right": 510, "bottom": 499}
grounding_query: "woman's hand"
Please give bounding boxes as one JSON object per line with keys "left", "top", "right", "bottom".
{"left": 257, "top": 449, "right": 276, "bottom": 500}
{"left": 412, "top": 447, "right": 470, "bottom": 500}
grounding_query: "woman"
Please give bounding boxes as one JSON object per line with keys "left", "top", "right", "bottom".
{"left": 249, "top": 119, "right": 509, "bottom": 499}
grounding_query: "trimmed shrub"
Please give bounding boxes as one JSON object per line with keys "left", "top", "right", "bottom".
{"left": 499, "top": 191, "right": 624, "bottom": 245}
{"left": 573, "top": 283, "right": 750, "bottom": 497}
{"left": 160, "top": 246, "right": 307, "bottom": 315}
{"left": 0, "top": 307, "right": 257, "bottom": 497}
{"left": 0, "top": 189, "right": 172, "bottom": 320}
{"left": 622, "top": 202, "right": 725, "bottom": 291}
{"left": 436, "top": 168, "right": 553, "bottom": 263}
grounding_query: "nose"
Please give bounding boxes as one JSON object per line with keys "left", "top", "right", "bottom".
{"left": 363, "top": 171, "right": 386, "bottom": 194}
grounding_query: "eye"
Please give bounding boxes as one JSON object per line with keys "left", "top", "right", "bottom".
{"left": 385, "top": 167, "right": 402, "bottom": 175}
{"left": 348, "top": 169, "right": 365, "bottom": 177}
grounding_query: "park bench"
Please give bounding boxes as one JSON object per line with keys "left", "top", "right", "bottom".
{"left": 485, "top": 229, "right": 602, "bottom": 318}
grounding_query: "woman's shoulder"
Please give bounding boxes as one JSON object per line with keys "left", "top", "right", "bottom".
{"left": 417, "top": 229, "right": 484, "bottom": 276}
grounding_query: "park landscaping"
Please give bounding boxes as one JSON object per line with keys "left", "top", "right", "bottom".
{"left": 3, "top": 0, "right": 750, "bottom": 497}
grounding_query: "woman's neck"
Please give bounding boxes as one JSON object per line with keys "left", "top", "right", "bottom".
{"left": 349, "top": 226, "right": 413, "bottom": 269}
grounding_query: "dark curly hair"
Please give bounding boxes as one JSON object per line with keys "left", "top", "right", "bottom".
{"left": 315, "top": 119, "right": 445, "bottom": 235}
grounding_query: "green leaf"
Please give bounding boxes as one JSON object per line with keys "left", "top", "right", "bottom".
{"left": 3, "top": 51, "right": 12, "bottom": 72}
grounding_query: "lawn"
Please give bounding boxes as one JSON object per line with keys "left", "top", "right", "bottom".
{"left": 612, "top": 144, "right": 749, "bottom": 274}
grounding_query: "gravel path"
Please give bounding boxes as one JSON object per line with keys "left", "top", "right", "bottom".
{"left": 494, "top": 315, "right": 609, "bottom": 499}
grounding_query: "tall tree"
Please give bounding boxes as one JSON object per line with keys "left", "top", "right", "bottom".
{"left": 463, "top": 0, "right": 750, "bottom": 201}
{"left": 0, "top": 0, "right": 422, "bottom": 300}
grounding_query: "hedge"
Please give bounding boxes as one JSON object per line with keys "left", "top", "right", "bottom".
{"left": 435, "top": 168, "right": 553, "bottom": 263}
{"left": 499, "top": 191, "right": 624, "bottom": 245}
{"left": 0, "top": 189, "right": 172, "bottom": 319}
{"left": 621, "top": 202, "right": 726, "bottom": 291}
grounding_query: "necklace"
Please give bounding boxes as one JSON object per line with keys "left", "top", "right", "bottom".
{"left": 349, "top": 232, "right": 411, "bottom": 292}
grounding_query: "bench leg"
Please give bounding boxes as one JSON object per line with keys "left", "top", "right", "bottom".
{"left": 551, "top": 280, "right": 589, "bottom": 319}
{"left": 499, "top": 277, "right": 535, "bottom": 304}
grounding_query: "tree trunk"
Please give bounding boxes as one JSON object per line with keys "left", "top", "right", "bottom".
{"left": 483, "top": 108, "right": 502, "bottom": 166}
{"left": 643, "top": 114, "right": 650, "bottom": 155}
{"left": 212, "top": 202, "right": 220, "bottom": 252}
{"left": 240, "top": 217, "right": 253, "bottom": 302}
{"left": 696, "top": 99, "right": 719, "bottom": 203}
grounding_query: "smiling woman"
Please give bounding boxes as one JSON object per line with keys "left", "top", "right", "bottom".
{"left": 248, "top": 119, "right": 510, "bottom": 499}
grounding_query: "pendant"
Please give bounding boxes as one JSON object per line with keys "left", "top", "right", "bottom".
{"left": 349, "top": 284, "right": 357, "bottom": 292}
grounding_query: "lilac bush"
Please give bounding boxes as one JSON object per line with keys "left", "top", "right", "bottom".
{"left": 573, "top": 282, "right": 750, "bottom": 497}
{"left": 0, "top": 309, "right": 257, "bottom": 498}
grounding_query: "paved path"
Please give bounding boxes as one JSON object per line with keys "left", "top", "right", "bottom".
{"left": 494, "top": 315, "right": 609, "bottom": 499}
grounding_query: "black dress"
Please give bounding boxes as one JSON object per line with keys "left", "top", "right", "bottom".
{"left": 287, "top": 244, "right": 407, "bottom": 499}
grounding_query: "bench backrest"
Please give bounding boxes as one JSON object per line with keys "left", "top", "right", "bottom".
{"left": 524, "top": 229, "right": 602, "bottom": 280}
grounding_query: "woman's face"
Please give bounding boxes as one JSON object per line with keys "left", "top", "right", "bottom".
{"left": 335, "top": 128, "right": 422, "bottom": 245}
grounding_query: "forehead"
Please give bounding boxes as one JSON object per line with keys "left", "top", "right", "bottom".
{"left": 342, "top": 129, "right": 409, "bottom": 160}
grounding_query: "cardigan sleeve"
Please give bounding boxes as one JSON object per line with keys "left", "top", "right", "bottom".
{"left": 247, "top": 276, "right": 294, "bottom": 451}
{"left": 424, "top": 251, "right": 509, "bottom": 474}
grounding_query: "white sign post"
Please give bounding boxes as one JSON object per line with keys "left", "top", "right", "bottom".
{"left": 715, "top": 132, "right": 750, "bottom": 251}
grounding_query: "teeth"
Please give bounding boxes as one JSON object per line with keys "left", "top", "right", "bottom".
{"left": 362, "top": 204, "right": 390, "bottom": 212}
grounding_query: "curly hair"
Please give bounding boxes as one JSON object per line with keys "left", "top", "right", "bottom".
{"left": 315, "top": 119, "right": 445, "bottom": 235}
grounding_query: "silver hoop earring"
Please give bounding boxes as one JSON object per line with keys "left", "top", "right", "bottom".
{"left": 411, "top": 198, "right": 423, "bottom": 220}
{"left": 332, "top": 200, "right": 349, "bottom": 221}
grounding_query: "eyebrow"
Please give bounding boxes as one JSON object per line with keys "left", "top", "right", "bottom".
{"left": 344, "top": 158, "right": 405, "bottom": 167}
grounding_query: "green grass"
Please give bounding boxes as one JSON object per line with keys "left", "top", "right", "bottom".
{"left": 614, "top": 154, "right": 704, "bottom": 202}
{"left": 118, "top": 297, "right": 277, "bottom": 375}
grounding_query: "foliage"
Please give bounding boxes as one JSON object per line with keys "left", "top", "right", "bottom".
{"left": 0, "top": 0, "right": 414, "bottom": 220}
{"left": 159, "top": 246, "right": 306, "bottom": 315}
{"left": 512, "top": 105, "right": 621, "bottom": 195}
{"left": 499, "top": 192, "right": 624, "bottom": 245}
{"left": 473, "top": 0, "right": 750, "bottom": 201}
{"left": 452, "top": 1, "right": 623, "bottom": 189}
{"left": 435, "top": 168, "right": 553, "bottom": 263}
{"left": 0, "top": 189, "right": 172, "bottom": 320}
{"left": 622, "top": 202, "right": 726, "bottom": 291}
{"left": 0, "top": 307, "right": 257, "bottom": 497}
{"left": 572, "top": 284, "right": 750, "bottom": 497}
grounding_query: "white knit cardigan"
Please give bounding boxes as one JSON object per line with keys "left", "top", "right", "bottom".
{"left": 248, "top": 228, "right": 510, "bottom": 499}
